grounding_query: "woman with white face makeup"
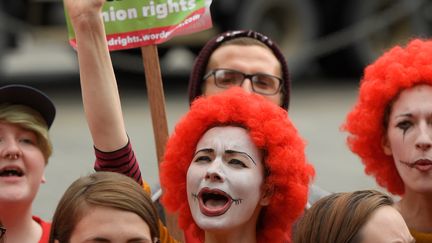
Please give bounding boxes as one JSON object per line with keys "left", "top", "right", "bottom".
{"left": 160, "top": 88, "right": 314, "bottom": 243}
{"left": 344, "top": 38, "right": 432, "bottom": 242}
{"left": 187, "top": 126, "right": 268, "bottom": 235}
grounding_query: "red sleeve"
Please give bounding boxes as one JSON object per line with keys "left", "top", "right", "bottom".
{"left": 93, "top": 140, "right": 143, "bottom": 185}
{"left": 32, "top": 216, "right": 51, "bottom": 243}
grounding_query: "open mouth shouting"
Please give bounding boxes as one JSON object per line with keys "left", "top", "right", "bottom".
{"left": 193, "top": 188, "right": 242, "bottom": 217}
{"left": 0, "top": 166, "right": 24, "bottom": 177}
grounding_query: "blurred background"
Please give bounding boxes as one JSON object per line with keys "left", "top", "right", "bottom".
{"left": 1, "top": 0, "right": 432, "bottom": 219}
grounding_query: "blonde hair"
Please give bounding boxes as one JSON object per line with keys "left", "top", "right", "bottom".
{"left": 0, "top": 104, "right": 52, "bottom": 162}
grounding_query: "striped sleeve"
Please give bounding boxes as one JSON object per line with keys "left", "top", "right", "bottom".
{"left": 94, "top": 140, "right": 143, "bottom": 185}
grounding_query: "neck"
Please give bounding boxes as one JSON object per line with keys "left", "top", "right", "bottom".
{"left": 0, "top": 202, "right": 42, "bottom": 243}
{"left": 204, "top": 230, "right": 257, "bottom": 243}
{"left": 396, "top": 189, "right": 432, "bottom": 232}
{"left": 203, "top": 219, "right": 258, "bottom": 243}
{"left": 202, "top": 200, "right": 264, "bottom": 243}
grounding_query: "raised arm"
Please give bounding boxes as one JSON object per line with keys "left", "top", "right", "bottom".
{"left": 65, "top": 0, "right": 127, "bottom": 150}
{"left": 64, "top": 2, "right": 186, "bottom": 242}
{"left": 64, "top": 0, "right": 142, "bottom": 184}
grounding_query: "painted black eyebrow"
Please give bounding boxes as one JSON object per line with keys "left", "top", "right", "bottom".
{"left": 85, "top": 238, "right": 109, "bottom": 243}
{"left": 128, "top": 239, "right": 153, "bottom": 243}
{"left": 226, "top": 150, "right": 257, "bottom": 165}
{"left": 194, "top": 148, "right": 213, "bottom": 157}
{"left": 194, "top": 148, "right": 257, "bottom": 165}
{"left": 85, "top": 238, "right": 152, "bottom": 243}
{"left": 395, "top": 112, "right": 432, "bottom": 119}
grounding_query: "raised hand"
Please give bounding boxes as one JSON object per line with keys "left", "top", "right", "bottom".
{"left": 64, "top": 0, "right": 105, "bottom": 26}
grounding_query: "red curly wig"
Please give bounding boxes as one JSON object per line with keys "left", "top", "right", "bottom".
{"left": 160, "top": 88, "right": 314, "bottom": 242}
{"left": 343, "top": 39, "right": 432, "bottom": 195}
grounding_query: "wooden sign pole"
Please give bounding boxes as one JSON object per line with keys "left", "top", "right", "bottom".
{"left": 141, "top": 45, "right": 184, "bottom": 242}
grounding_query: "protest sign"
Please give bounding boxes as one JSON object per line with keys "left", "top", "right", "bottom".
{"left": 66, "top": 0, "right": 212, "bottom": 50}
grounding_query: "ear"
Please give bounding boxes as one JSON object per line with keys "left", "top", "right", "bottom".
{"left": 260, "top": 184, "right": 274, "bottom": 206}
{"left": 381, "top": 135, "right": 392, "bottom": 156}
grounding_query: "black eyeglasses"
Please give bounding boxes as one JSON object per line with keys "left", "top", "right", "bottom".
{"left": 0, "top": 226, "right": 6, "bottom": 239}
{"left": 203, "top": 69, "right": 283, "bottom": 95}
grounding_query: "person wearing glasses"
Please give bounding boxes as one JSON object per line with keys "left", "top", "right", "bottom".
{"left": 49, "top": 172, "right": 160, "bottom": 243}
{"left": 187, "top": 30, "right": 290, "bottom": 109}
{"left": 0, "top": 84, "right": 55, "bottom": 243}
{"left": 343, "top": 39, "right": 432, "bottom": 242}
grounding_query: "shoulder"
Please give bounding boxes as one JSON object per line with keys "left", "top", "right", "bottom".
{"left": 410, "top": 228, "right": 432, "bottom": 242}
{"left": 32, "top": 215, "right": 51, "bottom": 243}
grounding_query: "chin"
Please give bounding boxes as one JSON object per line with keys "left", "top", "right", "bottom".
{"left": 0, "top": 192, "right": 26, "bottom": 202}
{"left": 413, "top": 186, "right": 432, "bottom": 194}
{"left": 405, "top": 182, "right": 432, "bottom": 194}
{"left": 197, "top": 223, "right": 226, "bottom": 231}
{"left": 193, "top": 215, "right": 234, "bottom": 231}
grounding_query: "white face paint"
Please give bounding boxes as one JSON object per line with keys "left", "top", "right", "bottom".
{"left": 186, "top": 126, "right": 268, "bottom": 232}
{"left": 383, "top": 84, "right": 432, "bottom": 193}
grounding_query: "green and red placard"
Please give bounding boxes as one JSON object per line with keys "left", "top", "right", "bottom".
{"left": 66, "top": 0, "right": 212, "bottom": 50}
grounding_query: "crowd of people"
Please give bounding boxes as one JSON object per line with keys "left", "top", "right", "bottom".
{"left": 1, "top": 0, "right": 432, "bottom": 242}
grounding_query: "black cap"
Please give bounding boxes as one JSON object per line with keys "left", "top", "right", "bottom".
{"left": 0, "top": 84, "right": 56, "bottom": 128}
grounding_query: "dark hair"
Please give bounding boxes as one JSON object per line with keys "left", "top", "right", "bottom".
{"left": 294, "top": 190, "right": 394, "bottom": 243}
{"left": 49, "top": 172, "right": 160, "bottom": 243}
